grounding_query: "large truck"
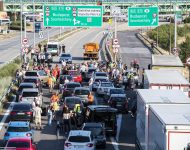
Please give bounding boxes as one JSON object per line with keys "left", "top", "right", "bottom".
{"left": 136, "top": 89, "right": 190, "bottom": 150}
{"left": 143, "top": 70, "right": 189, "bottom": 96}
{"left": 83, "top": 43, "right": 99, "bottom": 60}
{"left": 47, "top": 41, "right": 61, "bottom": 56}
{"left": 149, "top": 104, "right": 190, "bottom": 150}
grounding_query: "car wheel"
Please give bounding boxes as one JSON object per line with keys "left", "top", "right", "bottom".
{"left": 102, "top": 143, "right": 106, "bottom": 149}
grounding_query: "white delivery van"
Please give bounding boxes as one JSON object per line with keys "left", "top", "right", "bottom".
{"left": 143, "top": 70, "right": 189, "bottom": 96}
{"left": 47, "top": 41, "right": 60, "bottom": 56}
{"left": 136, "top": 89, "right": 190, "bottom": 150}
{"left": 149, "top": 104, "right": 190, "bottom": 150}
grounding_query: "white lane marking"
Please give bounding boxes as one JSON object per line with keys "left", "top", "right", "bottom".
{"left": 110, "top": 114, "right": 122, "bottom": 150}
{"left": 116, "top": 114, "right": 122, "bottom": 142}
{"left": 0, "top": 98, "right": 15, "bottom": 131}
{"left": 110, "top": 137, "right": 119, "bottom": 150}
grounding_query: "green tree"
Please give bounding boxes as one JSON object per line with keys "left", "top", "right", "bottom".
{"left": 179, "top": 36, "right": 190, "bottom": 62}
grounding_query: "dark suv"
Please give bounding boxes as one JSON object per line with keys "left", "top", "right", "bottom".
{"left": 85, "top": 105, "right": 117, "bottom": 136}
{"left": 82, "top": 122, "right": 106, "bottom": 148}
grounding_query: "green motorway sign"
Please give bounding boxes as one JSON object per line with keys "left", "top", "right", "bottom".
{"left": 43, "top": 5, "right": 103, "bottom": 27}
{"left": 128, "top": 7, "right": 159, "bottom": 27}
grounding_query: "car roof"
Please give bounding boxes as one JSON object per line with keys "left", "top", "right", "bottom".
{"left": 19, "top": 83, "right": 35, "bottom": 86}
{"left": 83, "top": 122, "right": 103, "bottom": 128}
{"left": 74, "top": 87, "right": 90, "bottom": 91}
{"left": 8, "top": 121, "right": 30, "bottom": 127}
{"left": 13, "top": 103, "right": 31, "bottom": 106}
{"left": 69, "top": 130, "right": 91, "bottom": 136}
{"left": 95, "top": 72, "right": 107, "bottom": 74}
{"left": 7, "top": 137, "right": 32, "bottom": 142}
{"left": 94, "top": 76, "right": 108, "bottom": 80}
{"left": 24, "top": 76, "right": 39, "bottom": 79}
{"left": 65, "top": 82, "right": 81, "bottom": 85}
{"left": 60, "top": 53, "right": 71, "bottom": 56}
{"left": 109, "top": 87, "right": 124, "bottom": 90}
{"left": 65, "top": 96, "right": 82, "bottom": 100}
{"left": 110, "top": 94, "right": 126, "bottom": 98}
{"left": 100, "top": 82, "right": 112, "bottom": 84}
{"left": 87, "top": 105, "right": 117, "bottom": 112}
{"left": 22, "top": 88, "right": 39, "bottom": 92}
{"left": 25, "top": 70, "right": 38, "bottom": 73}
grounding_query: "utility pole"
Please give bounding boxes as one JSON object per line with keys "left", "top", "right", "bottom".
{"left": 169, "top": 0, "right": 172, "bottom": 55}
{"left": 33, "top": 0, "right": 35, "bottom": 49}
{"left": 20, "top": 0, "right": 23, "bottom": 60}
{"left": 174, "top": 4, "right": 177, "bottom": 49}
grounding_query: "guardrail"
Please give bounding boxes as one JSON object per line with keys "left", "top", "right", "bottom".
{"left": 105, "top": 35, "right": 114, "bottom": 62}
{"left": 137, "top": 33, "right": 163, "bottom": 55}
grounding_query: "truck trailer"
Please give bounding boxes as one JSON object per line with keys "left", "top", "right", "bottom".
{"left": 143, "top": 70, "right": 189, "bottom": 96}
{"left": 136, "top": 89, "right": 190, "bottom": 150}
{"left": 149, "top": 104, "right": 190, "bottom": 150}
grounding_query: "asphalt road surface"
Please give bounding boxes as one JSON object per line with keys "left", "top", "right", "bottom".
{"left": 0, "top": 26, "right": 139, "bottom": 150}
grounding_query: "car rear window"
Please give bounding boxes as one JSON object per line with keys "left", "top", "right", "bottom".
{"left": 96, "top": 73, "right": 107, "bottom": 77}
{"left": 95, "top": 79, "right": 107, "bottom": 82}
{"left": 67, "top": 84, "right": 80, "bottom": 88}
{"left": 23, "top": 79, "right": 37, "bottom": 83}
{"left": 111, "top": 97, "right": 126, "bottom": 104}
{"left": 7, "top": 141, "right": 30, "bottom": 148}
{"left": 101, "top": 83, "right": 113, "bottom": 87}
{"left": 61, "top": 54, "right": 70, "bottom": 57}
{"left": 18, "top": 85, "right": 34, "bottom": 92}
{"left": 110, "top": 89, "right": 125, "bottom": 94}
{"left": 75, "top": 90, "right": 89, "bottom": 95}
{"left": 7, "top": 127, "right": 31, "bottom": 132}
{"left": 66, "top": 98, "right": 81, "bottom": 105}
{"left": 83, "top": 126, "right": 102, "bottom": 136}
{"left": 68, "top": 136, "right": 90, "bottom": 142}
{"left": 22, "top": 92, "right": 38, "bottom": 97}
{"left": 13, "top": 104, "right": 31, "bottom": 111}
{"left": 25, "top": 72, "right": 37, "bottom": 76}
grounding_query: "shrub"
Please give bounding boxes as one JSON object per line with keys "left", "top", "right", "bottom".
{"left": 183, "top": 17, "right": 190, "bottom": 23}
{"left": 179, "top": 35, "right": 190, "bottom": 62}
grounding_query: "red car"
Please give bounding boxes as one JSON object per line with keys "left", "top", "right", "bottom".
{"left": 68, "top": 70, "right": 82, "bottom": 83}
{"left": 5, "top": 137, "right": 36, "bottom": 150}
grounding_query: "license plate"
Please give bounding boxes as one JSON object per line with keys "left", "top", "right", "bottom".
{"left": 17, "top": 113, "right": 24, "bottom": 115}
{"left": 75, "top": 146, "right": 83, "bottom": 148}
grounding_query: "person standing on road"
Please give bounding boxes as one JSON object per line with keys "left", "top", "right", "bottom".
{"left": 33, "top": 104, "right": 42, "bottom": 130}
{"left": 63, "top": 107, "right": 71, "bottom": 134}
{"left": 47, "top": 105, "right": 53, "bottom": 126}
{"left": 47, "top": 75, "right": 53, "bottom": 92}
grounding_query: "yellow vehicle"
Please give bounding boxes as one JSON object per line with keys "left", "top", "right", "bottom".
{"left": 83, "top": 43, "right": 99, "bottom": 60}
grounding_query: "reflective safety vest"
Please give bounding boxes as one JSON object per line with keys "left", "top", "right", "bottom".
{"left": 74, "top": 104, "right": 81, "bottom": 113}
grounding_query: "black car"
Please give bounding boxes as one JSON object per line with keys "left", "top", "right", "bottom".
{"left": 23, "top": 77, "right": 42, "bottom": 92}
{"left": 44, "top": 52, "right": 53, "bottom": 63}
{"left": 58, "top": 75, "right": 73, "bottom": 89}
{"left": 10, "top": 103, "right": 33, "bottom": 122}
{"left": 62, "top": 82, "right": 81, "bottom": 94}
{"left": 82, "top": 67, "right": 96, "bottom": 82}
{"left": 85, "top": 105, "right": 117, "bottom": 136}
{"left": 16, "top": 82, "right": 36, "bottom": 102}
{"left": 82, "top": 122, "right": 106, "bottom": 148}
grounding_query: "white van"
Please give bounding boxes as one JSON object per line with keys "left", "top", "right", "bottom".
{"left": 47, "top": 41, "right": 60, "bottom": 56}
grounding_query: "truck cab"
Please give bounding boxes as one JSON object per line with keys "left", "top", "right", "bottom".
{"left": 47, "top": 42, "right": 60, "bottom": 56}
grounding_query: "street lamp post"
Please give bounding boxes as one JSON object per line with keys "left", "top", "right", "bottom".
{"left": 33, "top": 0, "right": 36, "bottom": 50}
{"left": 20, "top": 0, "right": 23, "bottom": 60}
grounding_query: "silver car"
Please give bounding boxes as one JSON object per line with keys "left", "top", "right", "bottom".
{"left": 20, "top": 88, "right": 43, "bottom": 107}
{"left": 92, "top": 77, "right": 109, "bottom": 92}
{"left": 74, "top": 87, "right": 90, "bottom": 105}
{"left": 59, "top": 53, "right": 72, "bottom": 63}
{"left": 97, "top": 82, "right": 114, "bottom": 96}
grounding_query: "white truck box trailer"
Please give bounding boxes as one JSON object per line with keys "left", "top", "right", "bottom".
{"left": 136, "top": 89, "right": 190, "bottom": 150}
{"left": 149, "top": 104, "right": 190, "bottom": 150}
{"left": 143, "top": 70, "right": 189, "bottom": 96}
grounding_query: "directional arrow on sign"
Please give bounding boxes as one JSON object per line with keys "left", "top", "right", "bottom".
{"left": 46, "top": 18, "right": 49, "bottom": 26}
{"left": 73, "top": 18, "right": 80, "bottom": 25}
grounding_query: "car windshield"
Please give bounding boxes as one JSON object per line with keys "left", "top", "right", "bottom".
{"left": 7, "top": 141, "right": 30, "bottom": 148}
{"left": 13, "top": 104, "right": 30, "bottom": 111}
{"left": 22, "top": 92, "right": 38, "bottom": 97}
{"left": 61, "top": 54, "right": 70, "bottom": 57}
{"left": 83, "top": 126, "right": 102, "bottom": 136}
{"left": 94, "top": 112, "right": 116, "bottom": 122}
{"left": 75, "top": 90, "right": 89, "bottom": 95}
{"left": 23, "top": 79, "right": 37, "bottom": 84}
{"left": 66, "top": 84, "right": 80, "bottom": 89}
{"left": 25, "top": 72, "right": 37, "bottom": 76}
{"left": 66, "top": 98, "right": 81, "bottom": 105}
{"left": 101, "top": 83, "right": 113, "bottom": 87}
{"left": 68, "top": 136, "right": 90, "bottom": 142}
{"left": 38, "top": 70, "right": 46, "bottom": 76}
{"left": 18, "top": 85, "right": 33, "bottom": 92}
{"left": 88, "top": 69, "right": 96, "bottom": 73}
{"left": 95, "top": 79, "right": 107, "bottom": 82}
{"left": 7, "top": 127, "right": 31, "bottom": 132}
{"left": 48, "top": 44, "right": 57, "bottom": 49}
{"left": 110, "top": 89, "right": 125, "bottom": 94}
{"left": 111, "top": 97, "right": 126, "bottom": 104}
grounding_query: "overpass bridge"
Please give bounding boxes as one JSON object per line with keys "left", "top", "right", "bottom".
{"left": 3, "top": 0, "right": 190, "bottom": 14}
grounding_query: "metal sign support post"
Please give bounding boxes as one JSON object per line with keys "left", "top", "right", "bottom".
{"left": 20, "top": 0, "right": 23, "bottom": 61}
{"left": 33, "top": 0, "right": 35, "bottom": 49}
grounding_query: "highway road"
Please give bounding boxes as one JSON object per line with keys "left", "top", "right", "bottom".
{"left": 0, "top": 25, "right": 137, "bottom": 150}
{"left": 0, "top": 27, "right": 71, "bottom": 66}
{"left": 118, "top": 30, "right": 152, "bottom": 70}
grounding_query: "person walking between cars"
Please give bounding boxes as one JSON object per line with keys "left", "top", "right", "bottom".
{"left": 47, "top": 105, "right": 53, "bottom": 126}
{"left": 33, "top": 104, "right": 42, "bottom": 130}
{"left": 47, "top": 75, "right": 53, "bottom": 92}
{"left": 63, "top": 107, "right": 71, "bottom": 134}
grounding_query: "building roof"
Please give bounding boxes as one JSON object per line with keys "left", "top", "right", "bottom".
{"left": 150, "top": 104, "right": 190, "bottom": 126}
{"left": 137, "top": 89, "right": 190, "bottom": 104}
{"left": 145, "top": 70, "right": 189, "bottom": 85}
{"left": 152, "top": 55, "right": 183, "bottom": 67}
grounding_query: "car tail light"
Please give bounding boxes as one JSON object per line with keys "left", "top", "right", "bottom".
{"left": 25, "top": 112, "right": 32, "bottom": 115}
{"left": 87, "top": 143, "right": 93, "bottom": 147}
{"left": 10, "top": 111, "right": 17, "bottom": 115}
{"left": 64, "top": 142, "right": 72, "bottom": 147}
{"left": 26, "top": 133, "right": 32, "bottom": 137}
{"left": 4, "top": 133, "right": 9, "bottom": 136}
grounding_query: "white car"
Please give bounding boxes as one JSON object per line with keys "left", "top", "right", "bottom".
{"left": 97, "top": 82, "right": 114, "bottom": 96}
{"left": 92, "top": 76, "right": 109, "bottom": 91}
{"left": 64, "top": 130, "right": 95, "bottom": 150}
